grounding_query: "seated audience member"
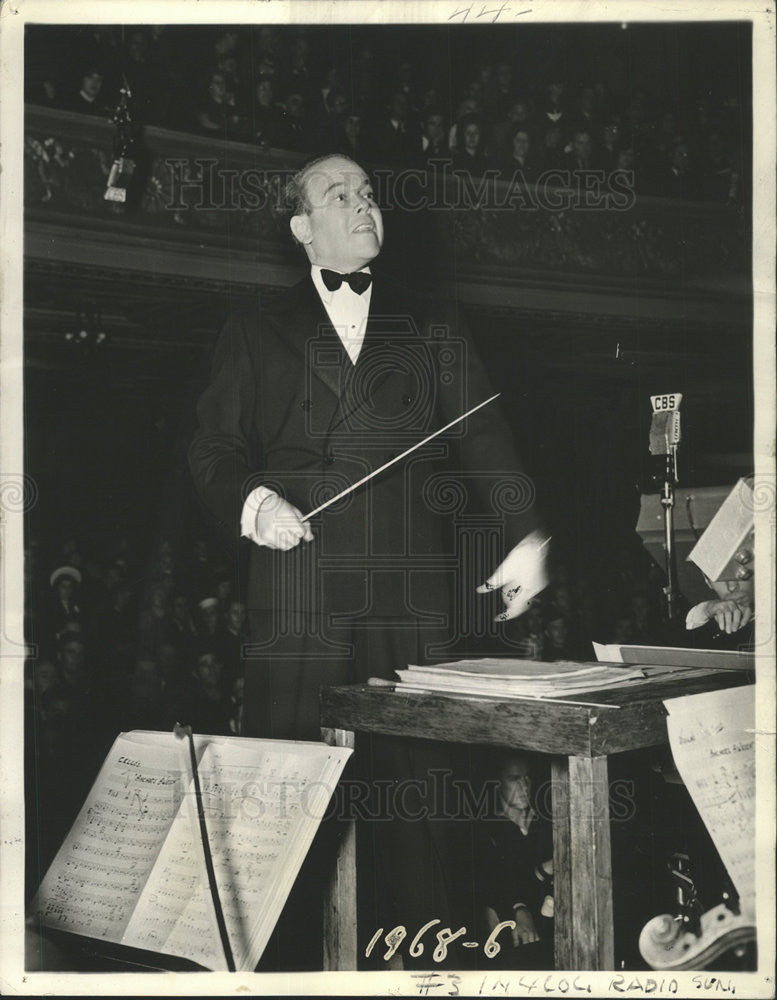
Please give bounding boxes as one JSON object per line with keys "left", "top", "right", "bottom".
{"left": 493, "top": 98, "right": 532, "bottom": 156}
{"left": 64, "top": 66, "right": 108, "bottom": 115}
{"left": 475, "top": 751, "right": 554, "bottom": 970}
{"left": 539, "top": 123, "right": 566, "bottom": 172}
{"left": 251, "top": 75, "right": 286, "bottom": 147}
{"left": 285, "top": 33, "right": 313, "bottom": 104}
{"left": 196, "top": 596, "right": 222, "bottom": 644}
{"left": 213, "top": 571, "right": 233, "bottom": 613}
{"left": 647, "top": 138, "right": 696, "bottom": 198}
{"left": 522, "top": 603, "right": 546, "bottom": 660}
{"left": 492, "top": 61, "right": 517, "bottom": 121}
{"left": 417, "top": 109, "right": 449, "bottom": 167}
{"left": 538, "top": 80, "right": 568, "bottom": 137}
{"left": 419, "top": 85, "right": 442, "bottom": 115}
{"left": 279, "top": 88, "right": 313, "bottom": 152}
{"left": 352, "top": 52, "right": 380, "bottom": 121}
{"left": 314, "top": 63, "right": 342, "bottom": 119}
{"left": 392, "top": 58, "right": 420, "bottom": 116}
{"left": 138, "top": 583, "right": 171, "bottom": 655}
{"left": 313, "top": 88, "right": 350, "bottom": 148}
{"left": 186, "top": 538, "right": 215, "bottom": 601}
{"left": 46, "top": 565, "right": 83, "bottom": 646}
{"left": 452, "top": 114, "right": 491, "bottom": 175}
{"left": 612, "top": 615, "right": 636, "bottom": 645}
{"left": 600, "top": 117, "right": 623, "bottom": 172}
{"left": 196, "top": 68, "right": 240, "bottom": 135}
{"left": 91, "top": 580, "right": 135, "bottom": 677}
{"left": 156, "top": 640, "right": 187, "bottom": 700}
{"left": 368, "top": 90, "right": 417, "bottom": 164}
{"left": 336, "top": 112, "right": 366, "bottom": 158}
{"left": 168, "top": 592, "right": 197, "bottom": 662}
{"left": 500, "top": 127, "right": 537, "bottom": 183}
{"left": 649, "top": 108, "right": 680, "bottom": 173}
{"left": 542, "top": 608, "right": 592, "bottom": 662}
{"left": 568, "top": 85, "right": 600, "bottom": 148}
{"left": 565, "top": 129, "right": 594, "bottom": 172}
{"left": 127, "top": 657, "right": 166, "bottom": 730}
{"left": 218, "top": 599, "right": 247, "bottom": 693}
{"left": 699, "top": 130, "right": 740, "bottom": 202}
{"left": 629, "top": 591, "right": 665, "bottom": 644}
{"left": 122, "top": 27, "right": 168, "bottom": 125}
{"left": 447, "top": 97, "right": 481, "bottom": 153}
{"left": 170, "top": 650, "right": 232, "bottom": 736}
{"left": 31, "top": 659, "right": 61, "bottom": 701}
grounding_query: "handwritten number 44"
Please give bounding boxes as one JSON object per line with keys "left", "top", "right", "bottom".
{"left": 365, "top": 919, "right": 515, "bottom": 962}
{"left": 448, "top": 3, "right": 519, "bottom": 22}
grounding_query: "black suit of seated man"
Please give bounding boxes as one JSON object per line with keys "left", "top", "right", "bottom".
{"left": 189, "top": 153, "right": 549, "bottom": 968}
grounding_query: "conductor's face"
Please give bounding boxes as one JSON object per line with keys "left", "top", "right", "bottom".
{"left": 291, "top": 155, "right": 383, "bottom": 272}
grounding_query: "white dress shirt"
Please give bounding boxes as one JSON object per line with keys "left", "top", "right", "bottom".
{"left": 240, "top": 265, "right": 372, "bottom": 543}
{"left": 310, "top": 264, "right": 372, "bottom": 365}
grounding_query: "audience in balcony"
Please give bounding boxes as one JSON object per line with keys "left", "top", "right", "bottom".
{"left": 27, "top": 24, "right": 750, "bottom": 202}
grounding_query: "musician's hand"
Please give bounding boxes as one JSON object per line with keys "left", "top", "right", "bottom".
{"left": 703, "top": 598, "right": 753, "bottom": 634}
{"left": 476, "top": 531, "right": 549, "bottom": 622}
{"left": 511, "top": 907, "right": 540, "bottom": 946}
{"left": 254, "top": 493, "right": 314, "bottom": 550}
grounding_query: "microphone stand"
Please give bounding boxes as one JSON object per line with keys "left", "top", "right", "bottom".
{"left": 660, "top": 442, "right": 679, "bottom": 621}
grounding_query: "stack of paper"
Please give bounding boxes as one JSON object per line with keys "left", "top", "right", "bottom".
{"left": 395, "top": 658, "right": 648, "bottom": 700}
{"left": 593, "top": 642, "right": 754, "bottom": 671}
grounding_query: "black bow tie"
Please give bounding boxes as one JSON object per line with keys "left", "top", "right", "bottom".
{"left": 320, "top": 269, "right": 372, "bottom": 295}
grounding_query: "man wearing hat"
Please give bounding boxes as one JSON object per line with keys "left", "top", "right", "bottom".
{"left": 46, "top": 565, "right": 82, "bottom": 647}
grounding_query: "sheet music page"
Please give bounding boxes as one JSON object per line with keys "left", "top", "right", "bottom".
{"left": 664, "top": 685, "right": 755, "bottom": 916}
{"left": 593, "top": 642, "right": 624, "bottom": 662}
{"left": 32, "top": 732, "right": 186, "bottom": 943}
{"left": 123, "top": 738, "right": 350, "bottom": 971}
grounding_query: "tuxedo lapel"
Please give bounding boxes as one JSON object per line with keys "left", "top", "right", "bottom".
{"left": 282, "top": 276, "right": 348, "bottom": 403}
{"left": 329, "top": 277, "right": 415, "bottom": 433}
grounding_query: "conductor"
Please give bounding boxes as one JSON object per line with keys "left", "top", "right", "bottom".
{"left": 188, "top": 153, "right": 549, "bottom": 952}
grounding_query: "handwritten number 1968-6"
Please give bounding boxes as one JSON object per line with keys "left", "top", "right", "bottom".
{"left": 365, "top": 918, "right": 516, "bottom": 962}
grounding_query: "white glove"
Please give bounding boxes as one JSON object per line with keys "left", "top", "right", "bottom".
{"left": 476, "top": 531, "right": 550, "bottom": 622}
{"left": 240, "top": 487, "right": 313, "bottom": 551}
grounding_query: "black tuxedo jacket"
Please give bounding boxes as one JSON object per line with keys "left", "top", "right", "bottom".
{"left": 188, "top": 274, "right": 539, "bottom": 620}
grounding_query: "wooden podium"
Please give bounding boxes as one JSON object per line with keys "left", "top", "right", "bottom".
{"left": 319, "top": 667, "right": 751, "bottom": 972}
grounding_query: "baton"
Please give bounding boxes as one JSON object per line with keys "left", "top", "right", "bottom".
{"left": 302, "top": 393, "right": 501, "bottom": 521}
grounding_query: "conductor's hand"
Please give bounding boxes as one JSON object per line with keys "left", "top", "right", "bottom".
{"left": 254, "top": 493, "right": 314, "bottom": 550}
{"left": 476, "top": 530, "right": 550, "bottom": 622}
{"left": 511, "top": 907, "right": 540, "bottom": 946}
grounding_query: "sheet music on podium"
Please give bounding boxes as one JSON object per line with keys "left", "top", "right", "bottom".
{"left": 31, "top": 730, "right": 352, "bottom": 971}
{"left": 664, "top": 686, "right": 755, "bottom": 917}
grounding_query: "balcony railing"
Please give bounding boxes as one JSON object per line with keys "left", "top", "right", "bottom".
{"left": 24, "top": 104, "right": 751, "bottom": 323}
